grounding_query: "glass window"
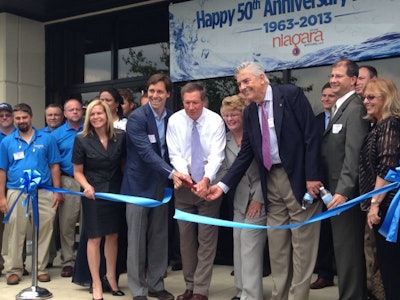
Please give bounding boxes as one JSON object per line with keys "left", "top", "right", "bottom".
{"left": 118, "top": 43, "right": 169, "bottom": 78}
{"left": 81, "top": 91, "right": 100, "bottom": 107}
{"left": 85, "top": 51, "right": 111, "bottom": 83}
{"left": 82, "top": 17, "right": 113, "bottom": 83}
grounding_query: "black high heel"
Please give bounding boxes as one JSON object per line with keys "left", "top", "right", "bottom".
{"left": 102, "top": 275, "right": 125, "bottom": 296}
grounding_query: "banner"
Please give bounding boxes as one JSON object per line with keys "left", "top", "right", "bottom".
{"left": 169, "top": 0, "right": 400, "bottom": 82}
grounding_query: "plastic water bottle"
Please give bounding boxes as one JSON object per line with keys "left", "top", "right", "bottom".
{"left": 301, "top": 192, "right": 314, "bottom": 210}
{"left": 320, "top": 186, "right": 333, "bottom": 205}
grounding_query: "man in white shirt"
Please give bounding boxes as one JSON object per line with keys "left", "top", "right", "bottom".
{"left": 166, "top": 82, "right": 226, "bottom": 300}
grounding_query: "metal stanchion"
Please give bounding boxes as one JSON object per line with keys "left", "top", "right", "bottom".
{"left": 16, "top": 193, "right": 52, "bottom": 300}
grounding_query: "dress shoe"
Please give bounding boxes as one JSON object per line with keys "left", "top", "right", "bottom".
{"left": 148, "top": 289, "right": 174, "bottom": 300}
{"left": 102, "top": 275, "right": 125, "bottom": 296}
{"left": 38, "top": 273, "right": 51, "bottom": 282}
{"left": 171, "top": 261, "right": 182, "bottom": 271}
{"left": 61, "top": 265, "right": 73, "bottom": 277}
{"left": 133, "top": 296, "right": 148, "bottom": 300}
{"left": 177, "top": 289, "right": 193, "bottom": 300}
{"left": 310, "top": 277, "right": 334, "bottom": 289}
{"left": 190, "top": 294, "right": 208, "bottom": 300}
{"left": 7, "top": 274, "right": 20, "bottom": 285}
{"left": 231, "top": 297, "right": 240, "bottom": 300}
{"left": 23, "top": 267, "right": 29, "bottom": 276}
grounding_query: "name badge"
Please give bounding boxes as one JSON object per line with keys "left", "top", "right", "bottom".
{"left": 332, "top": 124, "right": 343, "bottom": 134}
{"left": 148, "top": 134, "right": 156, "bottom": 143}
{"left": 13, "top": 151, "right": 25, "bottom": 160}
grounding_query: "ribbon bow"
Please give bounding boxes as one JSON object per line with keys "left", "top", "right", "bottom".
{"left": 3, "top": 169, "right": 42, "bottom": 227}
{"left": 379, "top": 167, "right": 400, "bottom": 242}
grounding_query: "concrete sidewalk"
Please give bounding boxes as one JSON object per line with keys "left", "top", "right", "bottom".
{"left": 1, "top": 254, "right": 339, "bottom": 300}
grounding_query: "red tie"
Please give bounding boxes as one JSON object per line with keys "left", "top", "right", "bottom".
{"left": 261, "top": 101, "right": 272, "bottom": 170}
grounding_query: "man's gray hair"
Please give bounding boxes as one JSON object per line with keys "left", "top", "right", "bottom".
{"left": 234, "top": 61, "right": 270, "bottom": 83}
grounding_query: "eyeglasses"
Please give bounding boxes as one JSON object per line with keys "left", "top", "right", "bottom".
{"left": 222, "top": 113, "right": 241, "bottom": 119}
{"left": 0, "top": 113, "right": 11, "bottom": 118}
{"left": 363, "top": 94, "right": 382, "bottom": 101}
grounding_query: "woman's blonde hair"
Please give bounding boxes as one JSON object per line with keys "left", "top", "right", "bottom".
{"left": 363, "top": 78, "right": 400, "bottom": 121}
{"left": 220, "top": 95, "right": 246, "bottom": 116}
{"left": 81, "top": 99, "right": 116, "bottom": 139}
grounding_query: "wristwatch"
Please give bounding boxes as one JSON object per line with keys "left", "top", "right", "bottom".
{"left": 371, "top": 198, "right": 380, "bottom": 205}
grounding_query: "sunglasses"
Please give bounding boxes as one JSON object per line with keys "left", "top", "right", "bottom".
{"left": 363, "top": 94, "right": 382, "bottom": 101}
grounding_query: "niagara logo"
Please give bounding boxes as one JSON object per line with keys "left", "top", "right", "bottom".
{"left": 272, "top": 29, "right": 324, "bottom": 56}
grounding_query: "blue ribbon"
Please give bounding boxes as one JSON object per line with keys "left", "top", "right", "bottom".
{"left": 379, "top": 168, "right": 400, "bottom": 242}
{"left": 3, "top": 170, "right": 42, "bottom": 227}
{"left": 174, "top": 170, "right": 400, "bottom": 242}
{"left": 3, "top": 169, "right": 173, "bottom": 225}
{"left": 43, "top": 186, "right": 173, "bottom": 207}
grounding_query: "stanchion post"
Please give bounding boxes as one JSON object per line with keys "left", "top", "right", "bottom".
{"left": 16, "top": 189, "right": 52, "bottom": 300}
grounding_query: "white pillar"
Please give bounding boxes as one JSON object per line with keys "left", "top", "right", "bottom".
{"left": 0, "top": 13, "right": 45, "bottom": 127}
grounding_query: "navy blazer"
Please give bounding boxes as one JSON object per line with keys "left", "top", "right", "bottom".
{"left": 121, "top": 103, "right": 173, "bottom": 198}
{"left": 221, "top": 84, "right": 321, "bottom": 206}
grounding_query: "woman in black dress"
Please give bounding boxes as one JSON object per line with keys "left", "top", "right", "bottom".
{"left": 72, "top": 100, "right": 126, "bottom": 300}
{"left": 359, "top": 78, "right": 400, "bottom": 300}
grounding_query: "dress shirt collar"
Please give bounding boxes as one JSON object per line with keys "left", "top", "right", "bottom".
{"left": 188, "top": 108, "right": 205, "bottom": 126}
{"left": 149, "top": 104, "right": 167, "bottom": 121}
{"left": 265, "top": 84, "right": 273, "bottom": 102}
{"left": 334, "top": 90, "right": 355, "bottom": 112}
{"left": 260, "top": 85, "right": 274, "bottom": 118}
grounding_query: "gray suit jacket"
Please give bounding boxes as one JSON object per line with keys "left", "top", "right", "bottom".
{"left": 321, "top": 93, "right": 370, "bottom": 198}
{"left": 218, "top": 131, "right": 263, "bottom": 215}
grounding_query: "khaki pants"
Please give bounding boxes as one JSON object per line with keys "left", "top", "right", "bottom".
{"left": 266, "top": 165, "right": 322, "bottom": 300}
{"left": 58, "top": 175, "right": 81, "bottom": 267}
{"left": 4, "top": 189, "right": 56, "bottom": 278}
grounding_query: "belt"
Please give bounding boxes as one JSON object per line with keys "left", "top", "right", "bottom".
{"left": 61, "top": 171, "right": 74, "bottom": 178}
{"left": 271, "top": 163, "right": 283, "bottom": 169}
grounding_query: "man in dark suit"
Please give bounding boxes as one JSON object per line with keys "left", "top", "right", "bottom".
{"left": 310, "top": 83, "right": 337, "bottom": 290}
{"left": 321, "top": 59, "right": 370, "bottom": 300}
{"left": 121, "top": 73, "right": 189, "bottom": 300}
{"left": 207, "top": 61, "right": 323, "bottom": 300}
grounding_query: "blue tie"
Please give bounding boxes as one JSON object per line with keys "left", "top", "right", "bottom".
{"left": 325, "top": 114, "right": 330, "bottom": 129}
{"left": 191, "top": 121, "right": 204, "bottom": 182}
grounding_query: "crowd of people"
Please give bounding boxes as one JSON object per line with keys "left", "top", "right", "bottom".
{"left": 0, "top": 59, "right": 399, "bottom": 300}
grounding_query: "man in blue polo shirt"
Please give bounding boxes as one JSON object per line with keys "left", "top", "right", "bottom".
{"left": 40, "top": 103, "right": 64, "bottom": 268}
{"left": 0, "top": 103, "right": 62, "bottom": 285}
{"left": 41, "top": 103, "right": 64, "bottom": 134}
{"left": 0, "top": 102, "right": 15, "bottom": 143}
{"left": 0, "top": 102, "right": 15, "bottom": 277}
{"left": 51, "top": 98, "right": 83, "bottom": 277}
